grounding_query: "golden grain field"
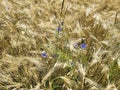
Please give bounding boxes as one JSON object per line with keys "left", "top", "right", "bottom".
{"left": 0, "top": 0, "right": 120, "bottom": 90}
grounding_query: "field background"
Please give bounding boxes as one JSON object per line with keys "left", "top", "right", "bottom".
{"left": 0, "top": 0, "right": 120, "bottom": 90}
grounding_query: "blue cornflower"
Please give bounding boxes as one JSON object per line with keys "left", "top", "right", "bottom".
{"left": 57, "top": 26, "right": 62, "bottom": 32}
{"left": 41, "top": 51, "right": 47, "bottom": 58}
{"left": 80, "top": 43, "right": 87, "bottom": 49}
{"left": 74, "top": 43, "right": 78, "bottom": 48}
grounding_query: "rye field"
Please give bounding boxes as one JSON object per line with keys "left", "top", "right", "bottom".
{"left": 0, "top": 0, "right": 120, "bottom": 90}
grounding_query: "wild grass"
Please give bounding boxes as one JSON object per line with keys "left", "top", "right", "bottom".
{"left": 0, "top": 0, "right": 120, "bottom": 90}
